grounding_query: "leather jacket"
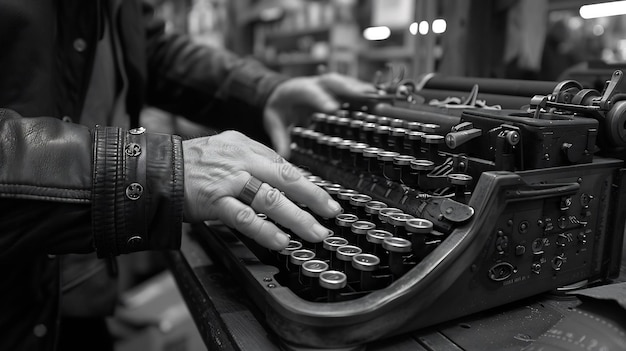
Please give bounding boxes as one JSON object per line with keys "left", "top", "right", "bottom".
{"left": 0, "top": 1, "right": 286, "bottom": 350}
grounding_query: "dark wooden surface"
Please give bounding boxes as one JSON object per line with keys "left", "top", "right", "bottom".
{"left": 166, "top": 224, "right": 626, "bottom": 351}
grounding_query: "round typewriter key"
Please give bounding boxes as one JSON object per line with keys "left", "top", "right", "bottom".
{"left": 405, "top": 218, "right": 434, "bottom": 234}
{"left": 311, "top": 112, "right": 328, "bottom": 133}
{"left": 405, "top": 121, "right": 423, "bottom": 131}
{"left": 319, "top": 270, "right": 347, "bottom": 302}
{"left": 278, "top": 240, "right": 303, "bottom": 271}
{"left": 377, "top": 151, "right": 400, "bottom": 181}
{"left": 352, "top": 253, "right": 380, "bottom": 272}
{"left": 405, "top": 130, "right": 425, "bottom": 157}
{"left": 364, "top": 200, "right": 388, "bottom": 226}
{"left": 349, "top": 194, "right": 372, "bottom": 218}
{"left": 448, "top": 173, "right": 473, "bottom": 202}
{"left": 290, "top": 249, "right": 316, "bottom": 285}
{"left": 323, "top": 183, "right": 343, "bottom": 199}
{"left": 349, "top": 120, "right": 364, "bottom": 141}
{"left": 389, "top": 127, "right": 407, "bottom": 153}
{"left": 364, "top": 114, "right": 378, "bottom": 124}
{"left": 312, "top": 179, "right": 332, "bottom": 188}
{"left": 305, "top": 175, "right": 323, "bottom": 183}
{"left": 352, "top": 253, "right": 381, "bottom": 291}
{"left": 327, "top": 136, "right": 344, "bottom": 161}
{"left": 349, "top": 142, "right": 369, "bottom": 171}
{"left": 301, "top": 259, "right": 329, "bottom": 293}
{"left": 390, "top": 118, "right": 405, "bottom": 128}
{"left": 383, "top": 237, "right": 413, "bottom": 278}
{"left": 366, "top": 229, "right": 393, "bottom": 266}
{"left": 422, "top": 134, "right": 445, "bottom": 162}
{"left": 374, "top": 125, "right": 391, "bottom": 149}
{"left": 392, "top": 155, "right": 415, "bottom": 184}
{"left": 353, "top": 111, "right": 367, "bottom": 120}
{"left": 315, "top": 134, "right": 330, "bottom": 157}
{"left": 421, "top": 123, "right": 440, "bottom": 133}
{"left": 336, "top": 245, "right": 362, "bottom": 279}
{"left": 337, "top": 189, "right": 358, "bottom": 208}
{"left": 337, "top": 140, "right": 354, "bottom": 164}
{"left": 321, "top": 236, "right": 349, "bottom": 263}
{"left": 363, "top": 147, "right": 382, "bottom": 175}
{"left": 388, "top": 213, "right": 415, "bottom": 238}
{"left": 410, "top": 159, "right": 435, "bottom": 172}
{"left": 290, "top": 249, "right": 316, "bottom": 266}
{"left": 335, "top": 213, "right": 359, "bottom": 244}
{"left": 351, "top": 220, "right": 376, "bottom": 248}
{"left": 336, "top": 117, "right": 351, "bottom": 138}
{"left": 302, "top": 259, "right": 329, "bottom": 278}
{"left": 361, "top": 122, "right": 378, "bottom": 145}
{"left": 326, "top": 115, "right": 339, "bottom": 136}
{"left": 378, "top": 208, "right": 403, "bottom": 232}
{"left": 377, "top": 116, "right": 391, "bottom": 126}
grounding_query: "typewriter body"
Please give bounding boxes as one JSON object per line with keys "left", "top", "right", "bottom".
{"left": 197, "top": 71, "right": 626, "bottom": 350}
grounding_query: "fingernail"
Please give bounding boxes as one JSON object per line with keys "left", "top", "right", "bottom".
{"left": 328, "top": 199, "right": 342, "bottom": 214}
{"left": 274, "top": 232, "right": 290, "bottom": 248}
{"left": 312, "top": 223, "right": 331, "bottom": 240}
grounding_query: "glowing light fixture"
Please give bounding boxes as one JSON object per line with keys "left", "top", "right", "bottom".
{"left": 432, "top": 19, "right": 447, "bottom": 34}
{"left": 363, "top": 26, "right": 391, "bottom": 41}
{"left": 580, "top": 1, "right": 626, "bottom": 19}
{"left": 419, "top": 21, "right": 429, "bottom": 35}
{"left": 409, "top": 22, "right": 418, "bottom": 35}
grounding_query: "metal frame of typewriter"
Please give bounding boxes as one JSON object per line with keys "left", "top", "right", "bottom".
{"left": 197, "top": 71, "right": 626, "bottom": 350}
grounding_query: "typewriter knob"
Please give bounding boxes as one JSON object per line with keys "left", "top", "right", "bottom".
{"left": 503, "top": 130, "right": 520, "bottom": 146}
{"left": 571, "top": 88, "right": 601, "bottom": 106}
{"left": 604, "top": 100, "right": 626, "bottom": 147}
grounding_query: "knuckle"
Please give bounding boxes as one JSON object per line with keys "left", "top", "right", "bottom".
{"left": 292, "top": 208, "right": 314, "bottom": 226}
{"left": 234, "top": 206, "right": 256, "bottom": 228}
{"left": 278, "top": 163, "right": 301, "bottom": 183}
{"left": 262, "top": 187, "right": 283, "bottom": 210}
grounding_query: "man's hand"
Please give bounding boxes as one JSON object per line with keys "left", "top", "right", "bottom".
{"left": 182, "top": 131, "right": 343, "bottom": 250}
{"left": 263, "top": 73, "right": 376, "bottom": 158}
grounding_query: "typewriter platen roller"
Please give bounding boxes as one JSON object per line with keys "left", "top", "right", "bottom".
{"left": 197, "top": 71, "right": 626, "bottom": 350}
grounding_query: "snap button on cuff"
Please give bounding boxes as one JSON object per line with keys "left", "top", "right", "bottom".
{"left": 125, "top": 143, "right": 142, "bottom": 157}
{"left": 129, "top": 127, "right": 146, "bottom": 135}
{"left": 125, "top": 183, "right": 144, "bottom": 200}
{"left": 127, "top": 236, "right": 143, "bottom": 249}
{"left": 73, "top": 38, "right": 87, "bottom": 52}
{"left": 33, "top": 324, "right": 47, "bottom": 338}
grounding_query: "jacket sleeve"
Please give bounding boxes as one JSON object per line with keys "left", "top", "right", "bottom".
{"left": 140, "top": 2, "right": 289, "bottom": 131}
{"left": 0, "top": 109, "right": 184, "bottom": 262}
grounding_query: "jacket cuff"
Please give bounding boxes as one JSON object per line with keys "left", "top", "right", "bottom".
{"left": 92, "top": 126, "right": 184, "bottom": 257}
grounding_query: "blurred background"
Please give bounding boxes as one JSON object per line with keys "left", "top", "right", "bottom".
{"left": 150, "top": 0, "right": 626, "bottom": 85}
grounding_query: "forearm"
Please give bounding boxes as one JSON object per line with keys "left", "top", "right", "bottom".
{"left": 0, "top": 109, "right": 184, "bottom": 261}
{"left": 141, "top": 3, "right": 288, "bottom": 127}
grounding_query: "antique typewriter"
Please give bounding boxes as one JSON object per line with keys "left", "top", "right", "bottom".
{"left": 196, "top": 71, "right": 626, "bottom": 350}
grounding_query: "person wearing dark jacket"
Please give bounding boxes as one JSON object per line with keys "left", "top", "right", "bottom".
{"left": 0, "top": 1, "right": 374, "bottom": 350}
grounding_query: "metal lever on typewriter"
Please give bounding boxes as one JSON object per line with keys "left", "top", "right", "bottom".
{"left": 445, "top": 121, "right": 482, "bottom": 149}
{"left": 529, "top": 70, "right": 626, "bottom": 148}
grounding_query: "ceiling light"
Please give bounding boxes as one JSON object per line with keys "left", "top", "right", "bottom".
{"left": 580, "top": 1, "right": 626, "bottom": 19}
